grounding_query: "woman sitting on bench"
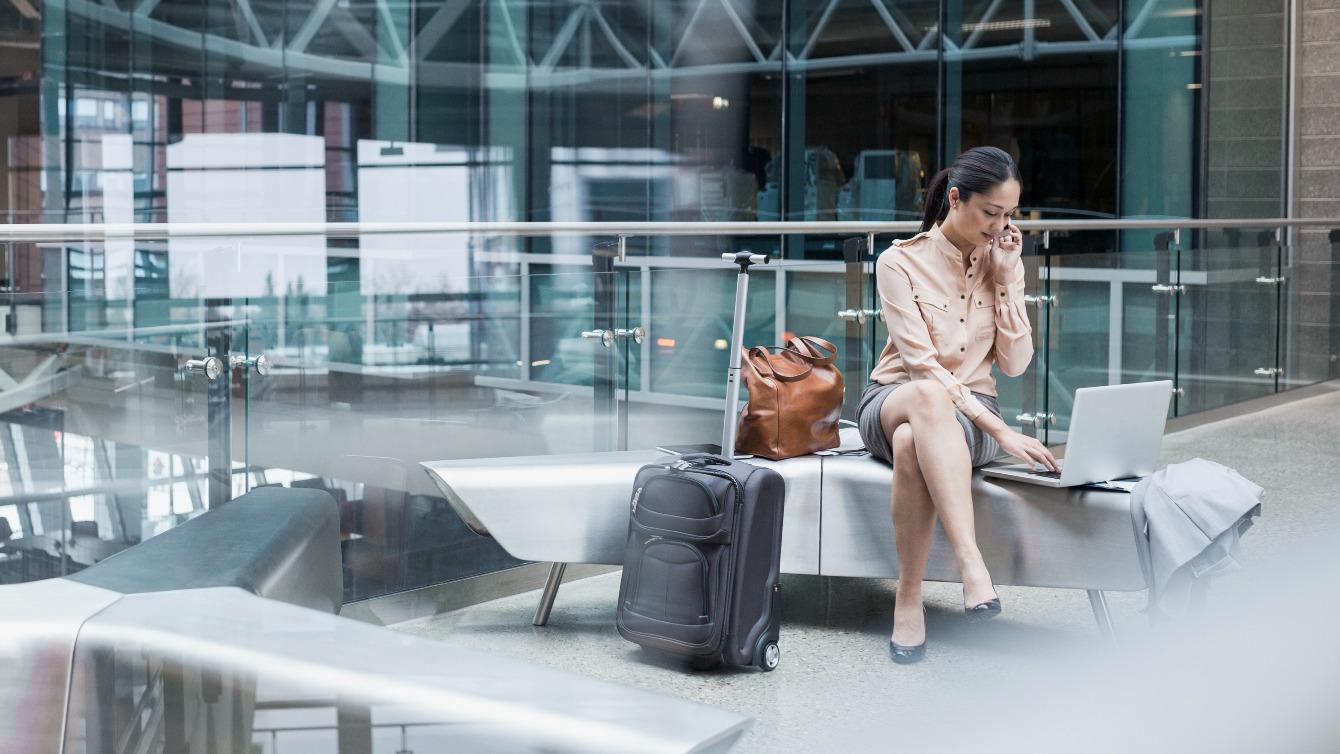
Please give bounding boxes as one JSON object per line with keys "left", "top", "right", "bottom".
{"left": 857, "top": 146, "right": 1059, "bottom": 665}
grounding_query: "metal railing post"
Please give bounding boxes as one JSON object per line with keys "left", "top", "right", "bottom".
{"left": 205, "top": 300, "right": 232, "bottom": 508}
{"left": 591, "top": 240, "right": 619, "bottom": 453}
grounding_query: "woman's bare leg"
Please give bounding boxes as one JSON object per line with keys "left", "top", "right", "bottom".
{"left": 887, "top": 423, "right": 935, "bottom": 647}
{"left": 879, "top": 381, "right": 997, "bottom": 608}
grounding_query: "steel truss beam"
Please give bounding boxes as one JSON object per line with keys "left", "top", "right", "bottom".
{"left": 71, "top": 0, "right": 1188, "bottom": 90}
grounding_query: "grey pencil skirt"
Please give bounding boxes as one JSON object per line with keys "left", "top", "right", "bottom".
{"left": 856, "top": 381, "right": 1002, "bottom": 468}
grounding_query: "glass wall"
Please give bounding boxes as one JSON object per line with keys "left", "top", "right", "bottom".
{"left": 4, "top": 2, "right": 1231, "bottom": 231}
{"left": 2, "top": 1, "right": 1320, "bottom": 604}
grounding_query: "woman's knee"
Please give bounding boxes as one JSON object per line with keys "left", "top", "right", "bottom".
{"left": 904, "top": 381, "right": 955, "bottom": 422}
{"left": 891, "top": 424, "right": 917, "bottom": 466}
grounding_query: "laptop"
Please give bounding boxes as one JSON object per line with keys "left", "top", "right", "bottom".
{"left": 982, "top": 380, "right": 1173, "bottom": 488}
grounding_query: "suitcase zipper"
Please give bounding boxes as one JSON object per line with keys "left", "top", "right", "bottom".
{"left": 629, "top": 519, "right": 723, "bottom": 543}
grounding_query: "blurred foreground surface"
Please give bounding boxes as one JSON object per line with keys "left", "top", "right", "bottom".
{"left": 398, "top": 385, "right": 1340, "bottom": 754}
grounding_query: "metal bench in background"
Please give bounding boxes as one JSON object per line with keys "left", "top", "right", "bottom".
{"left": 67, "top": 485, "right": 344, "bottom": 612}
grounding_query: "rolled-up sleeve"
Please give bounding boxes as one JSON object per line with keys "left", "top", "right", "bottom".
{"left": 991, "top": 259, "right": 1034, "bottom": 377}
{"left": 878, "top": 258, "right": 990, "bottom": 420}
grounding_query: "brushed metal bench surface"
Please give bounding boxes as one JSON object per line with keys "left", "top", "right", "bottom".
{"left": 68, "top": 486, "right": 344, "bottom": 613}
{"left": 819, "top": 454, "right": 1145, "bottom": 590}
{"left": 423, "top": 452, "right": 824, "bottom": 575}
{"left": 62, "top": 587, "right": 750, "bottom": 754}
{"left": 423, "top": 450, "right": 1144, "bottom": 591}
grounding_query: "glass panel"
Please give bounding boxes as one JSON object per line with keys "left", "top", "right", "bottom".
{"left": 785, "top": 265, "right": 848, "bottom": 404}
{"left": 0, "top": 284, "right": 215, "bottom": 583}
{"left": 646, "top": 266, "right": 774, "bottom": 401}
{"left": 1178, "top": 228, "right": 1279, "bottom": 413}
{"left": 993, "top": 248, "right": 1046, "bottom": 439}
{"left": 1044, "top": 242, "right": 1174, "bottom": 442}
{"left": 238, "top": 237, "right": 626, "bottom": 601}
{"left": 1281, "top": 227, "right": 1340, "bottom": 390}
{"left": 1120, "top": 0, "right": 1198, "bottom": 232}
{"left": 619, "top": 242, "right": 872, "bottom": 452}
{"left": 621, "top": 249, "right": 779, "bottom": 452}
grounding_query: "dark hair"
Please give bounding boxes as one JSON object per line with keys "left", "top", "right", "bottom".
{"left": 920, "top": 147, "right": 1022, "bottom": 233}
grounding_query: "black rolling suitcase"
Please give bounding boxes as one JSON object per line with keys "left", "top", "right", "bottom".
{"left": 616, "top": 252, "right": 785, "bottom": 671}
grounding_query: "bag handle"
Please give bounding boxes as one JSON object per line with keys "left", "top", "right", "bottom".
{"left": 786, "top": 336, "right": 838, "bottom": 366}
{"left": 745, "top": 346, "right": 813, "bottom": 383}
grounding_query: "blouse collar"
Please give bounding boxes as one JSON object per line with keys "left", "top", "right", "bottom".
{"left": 928, "top": 222, "right": 983, "bottom": 264}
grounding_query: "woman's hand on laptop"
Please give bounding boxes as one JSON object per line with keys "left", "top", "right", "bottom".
{"left": 994, "top": 428, "right": 1059, "bottom": 472}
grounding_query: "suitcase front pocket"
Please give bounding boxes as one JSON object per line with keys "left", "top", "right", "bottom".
{"left": 631, "top": 509, "right": 731, "bottom": 542}
{"left": 638, "top": 474, "right": 729, "bottom": 518}
{"left": 627, "top": 540, "right": 711, "bottom": 626}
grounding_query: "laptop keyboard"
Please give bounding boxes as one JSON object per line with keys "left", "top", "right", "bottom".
{"left": 1030, "top": 469, "right": 1063, "bottom": 478}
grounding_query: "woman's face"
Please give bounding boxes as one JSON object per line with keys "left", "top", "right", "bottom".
{"left": 947, "top": 179, "right": 1021, "bottom": 247}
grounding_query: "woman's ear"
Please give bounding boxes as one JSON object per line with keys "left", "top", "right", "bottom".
{"left": 947, "top": 186, "right": 960, "bottom": 211}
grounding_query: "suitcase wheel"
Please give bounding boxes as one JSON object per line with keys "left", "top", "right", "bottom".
{"left": 755, "top": 639, "right": 780, "bottom": 672}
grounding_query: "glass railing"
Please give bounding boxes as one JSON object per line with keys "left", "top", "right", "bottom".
{"left": 0, "top": 219, "right": 1334, "bottom": 603}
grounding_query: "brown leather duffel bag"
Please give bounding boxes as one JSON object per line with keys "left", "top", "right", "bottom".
{"left": 735, "top": 336, "right": 844, "bottom": 460}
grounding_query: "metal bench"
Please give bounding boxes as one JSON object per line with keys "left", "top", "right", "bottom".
{"left": 7, "top": 486, "right": 343, "bottom": 751}
{"left": 67, "top": 485, "right": 344, "bottom": 612}
{"left": 422, "top": 432, "right": 1144, "bottom": 636}
{"left": 4, "top": 486, "right": 750, "bottom": 754}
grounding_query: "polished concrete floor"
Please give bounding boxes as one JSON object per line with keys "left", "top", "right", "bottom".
{"left": 394, "top": 384, "right": 1340, "bottom": 753}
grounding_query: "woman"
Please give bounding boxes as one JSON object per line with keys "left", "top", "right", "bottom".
{"left": 856, "top": 146, "right": 1059, "bottom": 665}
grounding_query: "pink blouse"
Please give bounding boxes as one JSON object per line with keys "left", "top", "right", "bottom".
{"left": 869, "top": 223, "right": 1034, "bottom": 421}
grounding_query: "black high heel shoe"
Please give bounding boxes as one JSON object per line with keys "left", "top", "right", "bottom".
{"left": 889, "top": 638, "right": 926, "bottom": 664}
{"left": 890, "top": 598, "right": 927, "bottom": 664}
{"left": 964, "top": 594, "right": 1002, "bottom": 622}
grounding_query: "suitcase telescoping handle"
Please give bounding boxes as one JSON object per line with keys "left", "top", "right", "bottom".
{"left": 721, "top": 252, "right": 770, "bottom": 457}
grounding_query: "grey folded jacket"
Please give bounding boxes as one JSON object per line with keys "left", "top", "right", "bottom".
{"left": 1131, "top": 458, "right": 1263, "bottom": 617}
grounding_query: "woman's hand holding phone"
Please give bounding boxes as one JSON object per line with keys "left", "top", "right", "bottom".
{"left": 990, "top": 221, "right": 1024, "bottom": 280}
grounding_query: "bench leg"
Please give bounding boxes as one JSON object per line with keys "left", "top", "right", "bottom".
{"left": 1087, "top": 589, "right": 1119, "bottom": 648}
{"left": 533, "top": 562, "right": 567, "bottom": 627}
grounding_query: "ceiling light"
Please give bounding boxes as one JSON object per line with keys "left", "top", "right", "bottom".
{"left": 961, "top": 18, "right": 1051, "bottom": 33}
